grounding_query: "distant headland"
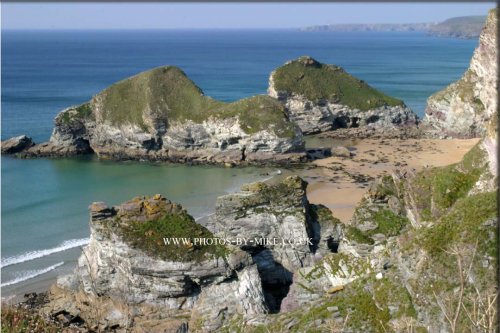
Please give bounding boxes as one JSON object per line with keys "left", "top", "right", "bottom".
{"left": 300, "top": 15, "right": 487, "bottom": 39}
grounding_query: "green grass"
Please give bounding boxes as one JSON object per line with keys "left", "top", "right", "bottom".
{"left": 345, "top": 226, "right": 375, "bottom": 245}
{"left": 61, "top": 102, "right": 94, "bottom": 124}
{"left": 272, "top": 56, "right": 404, "bottom": 110}
{"left": 412, "top": 143, "right": 486, "bottom": 220}
{"left": 372, "top": 209, "right": 410, "bottom": 237}
{"left": 93, "top": 66, "right": 297, "bottom": 138}
{"left": 420, "top": 191, "right": 497, "bottom": 257}
{"left": 118, "top": 211, "right": 228, "bottom": 262}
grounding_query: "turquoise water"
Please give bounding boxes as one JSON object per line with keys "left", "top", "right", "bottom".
{"left": 1, "top": 30, "right": 477, "bottom": 294}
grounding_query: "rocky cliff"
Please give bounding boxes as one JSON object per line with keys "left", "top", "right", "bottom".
{"left": 5, "top": 67, "right": 305, "bottom": 165}
{"left": 204, "top": 176, "right": 341, "bottom": 312}
{"left": 41, "top": 177, "right": 341, "bottom": 332}
{"left": 424, "top": 9, "right": 497, "bottom": 141}
{"left": 43, "top": 194, "right": 268, "bottom": 332}
{"left": 268, "top": 56, "right": 419, "bottom": 134}
{"left": 38, "top": 140, "right": 498, "bottom": 332}
{"left": 249, "top": 142, "right": 497, "bottom": 332}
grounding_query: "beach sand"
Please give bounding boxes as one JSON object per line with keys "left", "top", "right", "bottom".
{"left": 300, "top": 138, "right": 480, "bottom": 222}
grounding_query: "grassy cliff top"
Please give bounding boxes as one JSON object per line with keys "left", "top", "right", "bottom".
{"left": 271, "top": 56, "right": 404, "bottom": 110}
{"left": 87, "top": 66, "right": 296, "bottom": 138}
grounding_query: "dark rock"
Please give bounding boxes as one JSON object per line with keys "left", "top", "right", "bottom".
{"left": 1, "top": 135, "right": 35, "bottom": 154}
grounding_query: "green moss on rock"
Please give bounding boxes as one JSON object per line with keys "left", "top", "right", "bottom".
{"left": 272, "top": 56, "right": 404, "bottom": 110}
{"left": 345, "top": 226, "right": 375, "bottom": 245}
{"left": 60, "top": 102, "right": 95, "bottom": 124}
{"left": 118, "top": 210, "right": 227, "bottom": 262}
{"left": 309, "top": 204, "right": 342, "bottom": 228}
{"left": 430, "top": 69, "right": 485, "bottom": 115}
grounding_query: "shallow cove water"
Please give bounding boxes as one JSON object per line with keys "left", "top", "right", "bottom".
{"left": 1, "top": 29, "right": 477, "bottom": 296}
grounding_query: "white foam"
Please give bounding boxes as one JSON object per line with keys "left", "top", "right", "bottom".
{"left": 1, "top": 238, "right": 89, "bottom": 268}
{"left": 1, "top": 262, "right": 64, "bottom": 287}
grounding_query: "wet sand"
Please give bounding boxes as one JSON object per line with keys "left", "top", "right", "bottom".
{"left": 300, "top": 138, "right": 480, "bottom": 222}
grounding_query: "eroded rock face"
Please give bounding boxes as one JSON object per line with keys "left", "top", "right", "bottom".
{"left": 6, "top": 68, "right": 305, "bottom": 165}
{"left": 205, "top": 176, "right": 340, "bottom": 312}
{"left": 423, "top": 8, "right": 497, "bottom": 140}
{"left": 44, "top": 194, "right": 267, "bottom": 332}
{"left": 1, "top": 135, "right": 35, "bottom": 154}
{"left": 268, "top": 56, "right": 419, "bottom": 134}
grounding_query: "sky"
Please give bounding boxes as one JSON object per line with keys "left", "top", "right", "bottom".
{"left": 2, "top": 2, "right": 496, "bottom": 30}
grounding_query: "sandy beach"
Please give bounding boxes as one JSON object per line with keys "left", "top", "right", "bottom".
{"left": 300, "top": 138, "right": 480, "bottom": 222}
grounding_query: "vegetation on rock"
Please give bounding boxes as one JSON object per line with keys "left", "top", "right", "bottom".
{"left": 272, "top": 56, "right": 404, "bottom": 110}
{"left": 118, "top": 210, "right": 228, "bottom": 262}
{"left": 88, "top": 66, "right": 296, "bottom": 138}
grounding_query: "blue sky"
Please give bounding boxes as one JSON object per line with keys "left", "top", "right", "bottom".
{"left": 2, "top": 2, "right": 496, "bottom": 30}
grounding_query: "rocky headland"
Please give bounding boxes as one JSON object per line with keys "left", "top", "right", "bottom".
{"left": 427, "top": 15, "right": 489, "bottom": 39}
{"left": 36, "top": 176, "right": 342, "bottom": 332}
{"left": 268, "top": 56, "right": 418, "bottom": 135}
{"left": 300, "top": 15, "right": 487, "bottom": 39}
{"left": 2, "top": 67, "right": 306, "bottom": 165}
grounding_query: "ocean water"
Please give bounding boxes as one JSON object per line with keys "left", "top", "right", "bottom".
{"left": 1, "top": 29, "right": 477, "bottom": 295}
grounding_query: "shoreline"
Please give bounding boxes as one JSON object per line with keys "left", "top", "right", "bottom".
{"left": 0, "top": 137, "right": 480, "bottom": 304}
{"left": 302, "top": 138, "right": 480, "bottom": 222}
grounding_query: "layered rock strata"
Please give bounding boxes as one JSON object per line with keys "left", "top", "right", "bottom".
{"left": 205, "top": 176, "right": 341, "bottom": 311}
{"left": 3, "top": 67, "right": 305, "bottom": 165}
{"left": 43, "top": 195, "right": 268, "bottom": 332}
{"left": 268, "top": 56, "right": 419, "bottom": 134}
{"left": 423, "top": 8, "right": 497, "bottom": 140}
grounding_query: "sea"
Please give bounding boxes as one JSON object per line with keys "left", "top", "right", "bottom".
{"left": 1, "top": 29, "right": 478, "bottom": 297}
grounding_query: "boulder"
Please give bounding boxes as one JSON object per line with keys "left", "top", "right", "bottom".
{"left": 1, "top": 135, "right": 35, "bottom": 154}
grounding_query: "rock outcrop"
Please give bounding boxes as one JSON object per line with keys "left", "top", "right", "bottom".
{"left": 5, "top": 67, "right": 305, "bottom": 165}
{"left": 42, "top": 176, "right": 344, "bottom": 331}
{"left": 268, "top": 56, "right": 419, "bottom": 134}
{"left": 43, "top": 194, "right": 268, "bottom": 332}
{"left": 254, "top": 141, "right": 497, "bottom": 332}
{"left": 424, "top": 8, "right": 497, "bottom": 140}
{"left": 204, "top": 176, "right": 340, "bottom": 312}
{"left": 1, "top": 135, "right": 35, "bottom": 154}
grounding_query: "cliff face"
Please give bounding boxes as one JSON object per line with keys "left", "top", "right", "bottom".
{"left": 42, "top": 177, "right": 340, "bottom": 331}
{"left": 268, "top": 56, "right": 419, "bottom": 134}
{"left": 205, "top": 176, "right": 341, "bottom": 312}
{"left": 254, "top": 144, "right": 497, "bottom": 332}
{"left": 44, "top": 194, "right": 268, "bottom": 332}
{"left": 12, "top": 67, "right": 305, "bottom": 165}
{"left": 424, "top": 9, "right": 497, "bottom": 141}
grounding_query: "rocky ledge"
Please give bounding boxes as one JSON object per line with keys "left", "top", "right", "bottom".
{"left": 423, "top": 8, "right": 497, "bottom": 139}
{"left": 268, "top": 56, "right": 419, "bottom": 134}
{"left": 3, "top": 67, "right": 305, "bottom": 165}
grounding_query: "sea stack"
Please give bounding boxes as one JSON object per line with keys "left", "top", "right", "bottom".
{"left": 268, "top": 56, "right": 419, "bottom": 134}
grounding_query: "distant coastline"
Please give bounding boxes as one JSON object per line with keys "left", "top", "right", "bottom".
{"left": 300, "top": 15, "right": 486, "bottom": 39}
